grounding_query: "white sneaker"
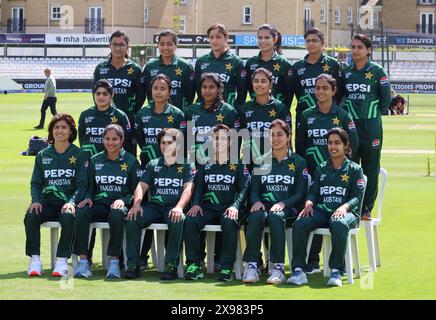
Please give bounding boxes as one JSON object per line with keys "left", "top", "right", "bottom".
{"left": 242, "top": 263, "right": 260, "bottom": 284}
{"left": 287, "top": 268, "right": 308, "bottom": 285}
{"left": 28, "top": 257, "right": 42, "bottom": 277}
{"left": 327, "top": 270, "right": 343, "bottom": 287}
{"left": 106, "top": 260, "right": 121, "bottom": 279}
{"left": 266, "top": 266, "right": 286, "bottom": 284}
{"left": 52, "top": 258, "right": 69, "bottom": 277}
{"left": 74, "top": 260, "right": 92, "bottom": 278}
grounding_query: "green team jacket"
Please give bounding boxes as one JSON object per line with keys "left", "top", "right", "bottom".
{"left": 238, "top": 97, "right": 292, "bottom": 159}
{"left": 85, "top": 149, "right": 141, "bottom": 206}
{"left": 245, "top": 52, "right": 293, "bottom": 107}
{"left": 30, "top": 144, "right": 87, "bottom": 206}
{"left": 93, "top": 59, "right": 146, "bottom": 116}
{"left": 290, "top": 53, "right": 343, "bottom": 118}
{"left": 185, "top": 101, "right": 239, "bottom": 161}
{"left": 78, "top": 105, "right": 132, "bottom": 156}
{"left": 142, "top": 55, "right": 195, "bottom": 113}
{"left": 250, "top": 149, "right": 308, "bottom": 209}
{"left": 192, "top": 160, "right": 250, "bottom": 211}
{"left": 141, "top": 157, "right": 196, "bottom": 207}
{"left": 342, "top": 60, "right": 391, "bottom": 120}
{"left": 134, "top": 103, "right": 186, "bottom": 167}
{"left": 295, "top": 103, "right": 359, "bottom": 171}
{"left": 194, "top": 49, "right": 247, "bottom": 107}
{"left": 308, "top": 158, "right": 365, "bottom": 217}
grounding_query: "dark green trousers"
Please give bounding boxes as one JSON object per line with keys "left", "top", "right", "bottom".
{"left": 243, "top": 206, "right": 298, "bottom": 264}
{"left": 72, "top": 202, "right": 126, "bottom": 257}
{"left": 184, "top": 207, "right": 243, "bottom": 269}
{"left": 24, "top": 202, "right": 74, "bottom": 258}
{"left": 125, "top": 203, "right": 184, "bottom": 268}
{"left": 292, "top": 208, "right": 359, "bottom": 273}
{"left": 352, "top": 118, "right": 382, "bottom": 213}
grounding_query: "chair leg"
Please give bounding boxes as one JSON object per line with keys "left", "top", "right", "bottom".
{"left": 234, "top": 233, "right": 243, "bottom": 280}
{"left": 351, "top": 234, "right": 360, "bottom": 278}
{"left": 150, "top": 230, "right": 158, "bottom": 268}
{"left": 71, "top": 254, "right": 78, "bottom": 270}
{"left": 323, "top": 235, "right": 331, "bottom": 277}
{"left": 101, "top": 228, "right": 110, "bottom": 270}
{"left": 122, "top": 230, "right": 127, "bottom": 269}
{"left": 156, "top": 230, "right": 165, "bottom": 272}
{"left": 374, "top": 225, "right": 381, "bottom": 267}
{"left": 306, "top": 232, "right": 314, "bottom": 265}
{"left": 285, "top": 228, "right": 293, "bottom": 273}
{"left": 177, "top": 244, "right": 184, "bottom": 278}
{"left": 364, "top": 221, "right": 377, "bottom": 272}
{"left": 50, "top": 227, "right": 59, "bottom": 269}
{"left": 206, "top": 231, "right": 216, "bottom": 274}
{"left": 345, "top": 236, "right": 354, "bottom": 284}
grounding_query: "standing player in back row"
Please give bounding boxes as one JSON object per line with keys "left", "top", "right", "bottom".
{"left": 142, "top": 29, "right": 195, "bottom": 114}
{"left": 245, "top": 24, "right": 292, "bottom": 109}
{"left": 290, "top": 27, "right": 343, "bottom": 141}
{"left": 195, "top": 23, "right": 247, "bottom": 108}
{"left": 94, "top": 30, "right": 145, "bottom": 156}
{"left": 342, "top": 34, "right": 391, "bottom": 220}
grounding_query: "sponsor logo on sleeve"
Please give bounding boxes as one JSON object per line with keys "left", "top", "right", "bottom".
{"left": 380, "top": 76, "right": 389, "bottom": 86}
{"left": 180, "top": 120, "right": 187, "bottom": 130}
{"left": 303, "top": 168, "right": 309, "bottom": 179}
{"left": 348, "top": 120, "right": 356, "bottom": 132}
{"left": 241, "top": 68, "right": 247, "bottom": 78}
{"left": 357, "top": 178, "right": 365, "bottom": 190}
{"left": 372, "top": 139, "right": 380, "bottom": 148}
{"left": 243, "top": 167, "right": 251, "bottom": 177}
{"left": 234, "top": 119, "right": 241, "bottom": 130}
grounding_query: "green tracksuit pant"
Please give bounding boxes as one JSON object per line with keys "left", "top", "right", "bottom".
{"left": 73, "top": 202, "right": 126, "bottom": 257}
{"left": 184, "top": 207, "right": 244, "bottom": 270}
{"left": 125, "top": 203, "right": 184, "bottom": 268}
{"left": 243, "top": 206, "right": 298, "bottom": 264}
{"left": 291, "top": 208, "right": 359, "bottom": 273}
{"left": 24, "top": 202, "right": 74, "bottom": 258}
{"left": 352, "top": 118, "right": 382, "bottom": 213}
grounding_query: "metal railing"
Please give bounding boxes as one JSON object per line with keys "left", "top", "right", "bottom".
{"left": 416, "top": 24, "right": 436, "bottom": 34}
{"left": 7, "top": 19, "right": 26, "bottom": 33}
{"left": 85, "top": 18, "right": 104, "bottom": 34}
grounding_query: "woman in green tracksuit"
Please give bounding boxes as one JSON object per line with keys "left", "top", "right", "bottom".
{"left": 142, "top": 29, "right": 195, "bottom": 113}
{"left": 245, "top": 24, "right": 292, "bottom": 108}
{"left": 73, "top": 124, "right": 140, "bottom": 279}
{"left": 238, "top": 67, "right": 292, "bottom": 165}
{"left": 125, "top": 128, "right": 195, "bottom": 281}
{"left": 295, "top": 74, "right": 359, "bottom": 273}
{"left": 195, "top": 23, "right": 247, "bottom": 108}
{"left": 186, "top": 72, "right": 239, "bottom": 164}
{"left": 242, "top": 119, "right": 308, "bottom": 285}
{"left": 135, "top": 73, "right": 186, "bottom": 269}
{"left": 24, "top": 113, "right": 87, "bottom": 277}
{"left": 288, "top": 127, "right": 365, "bottom": 287}
{"left": 183, "top": 124, "right": 250, "bottom": 282}
{"left": 343, "top": 34, "right": 391, "bottom": 220}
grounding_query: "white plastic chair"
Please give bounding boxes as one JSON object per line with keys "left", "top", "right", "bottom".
{"left": 360, "top": 168, "right": 388, "bottom": 270}
{"left": 305, "top": 175, "right": 367, "bottom": 284}
{"left": 41, "top": 221, "right": 78, "bottom": 270}
{"left": 201, "top": 224, "right": 244, "bottom": 280}
{"left": 123, "top": 223, "right": 184, "bottom": 278}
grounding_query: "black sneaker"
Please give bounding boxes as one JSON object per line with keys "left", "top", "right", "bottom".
{"left": 160, "top": 262, "right": 178, "bottom": 281}
{"left": 213, "top": 262, "right": 222, "bottom": 272}
{"left": 305, "top": 262, "right": 321, "bottom": 274}
{"left": 34, "top": 125, "right": 43, "bottom": 129}
{"left": 123, "top": 265, "right": 140, "bottom": 279}
{"left": 217, "top": 268, "right": 233, "bottom": 282}
{"left": 184, "top": 263, "right": 204, "bottom": 280}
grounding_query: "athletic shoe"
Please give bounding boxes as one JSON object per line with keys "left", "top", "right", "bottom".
{"left": 213, "top": 262, "right": 222, "bottom": 272}
{"left": 242, "top": 263, "right": 260, "bottom": 284}
{"left": 74, "top": 260, "right": 92, "bottom": 278}
{"left": 327, "top": 270, "right": 343, "bottom": 287}
{"left": 33, "top": 125, "right": 43, "bottom": 129}
{"left": 361, "top": 212, "right": 372, "bottom": 221}
{"left": 305, "top": 262, "right": 321, "bottom": 274}
{"left": 106, "top": 260, "right": 121, "bottom": 279}
{"left": 28, "top": 257, "right": 42, "bottom": 277}
{"left": 286, "top": 268, "right": 308, "bottom": 285}
{"left": 124, "top": 265, "right": 141, "bottom": 279}
{"left": 160, "top": 262, "right": 178, "bottom": 281}
{"left": 266, "top": 265, "right": 286, "bottom": 284}
{"left": 217, "top": 268, "right": 234, "bottom": 282}
{"left": 184, "top": 263, "right": 204, "bottom": 280}
{"left": 52, "top": 258, "right": 68, "bottom": 277}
